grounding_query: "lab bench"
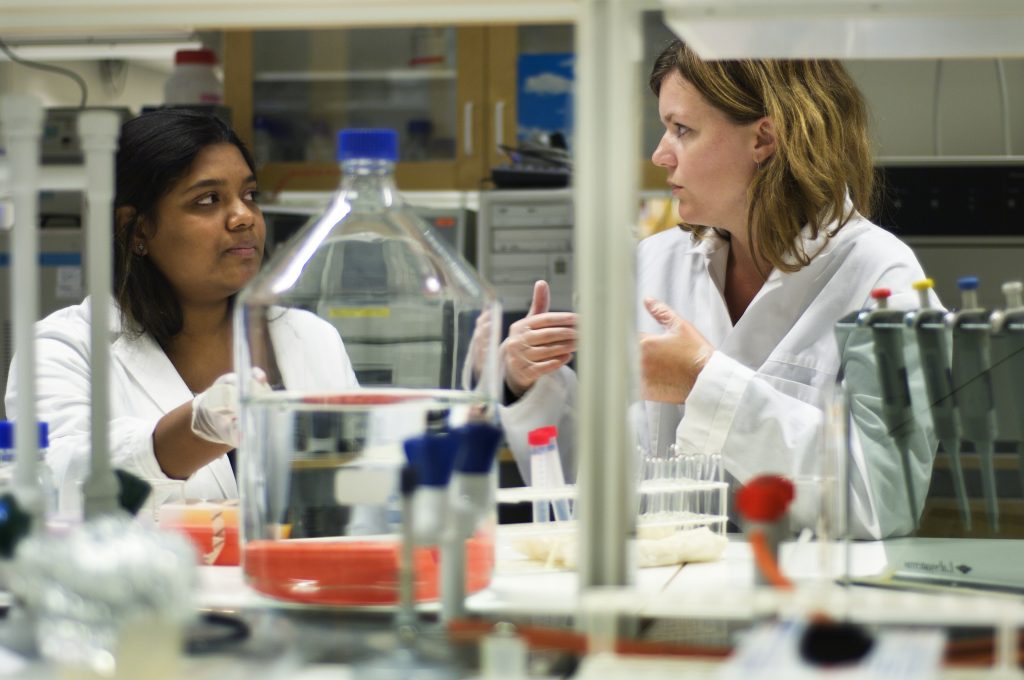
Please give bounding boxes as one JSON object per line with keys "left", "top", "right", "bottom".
{"left": 4, "top": 530, "right": 1023, "bottom": 678}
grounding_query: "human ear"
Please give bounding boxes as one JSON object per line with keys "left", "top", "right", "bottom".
{"left": 753, "top": 117, "right": 777, "bottom": 164}
{"left": 116, "top": 206, "right": 146, "bottom": 253}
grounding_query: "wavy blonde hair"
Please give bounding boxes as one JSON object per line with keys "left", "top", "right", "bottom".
{"left": 649, "top": 41, "right": 875, "bottom": 273}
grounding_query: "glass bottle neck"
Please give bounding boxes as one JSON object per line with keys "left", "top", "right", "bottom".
{"left": 339, "top": 159, "right": 398, "bottom": 203}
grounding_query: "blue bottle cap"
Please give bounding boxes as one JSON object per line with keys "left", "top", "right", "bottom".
{"left": 454, "top": 423, "right": 503, "bottom": 474}
{"left": 407, "top": 119, "right": 432, "bottom": 135}
{"left": 0, "top": 421, "right": 50, "bottom": 449}
{"left": 958, "top": 276, "right": 979, "bottom": 291}
{"left": 402, "top": 431, "right": 460, "bottom": 488}
{"left": 336, "top": 128, "right": 399, "bottom": 163}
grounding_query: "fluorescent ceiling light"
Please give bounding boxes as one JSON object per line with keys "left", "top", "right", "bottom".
{"left": 0, "top": 32, "right": 202, "bottom": 62}
{"left": 662, "top": 0, "right": 1024, "bottom": 59}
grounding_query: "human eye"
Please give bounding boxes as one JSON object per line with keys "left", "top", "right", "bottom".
{"left": 674, "top": 123, "right": 690, "bottom": 138}
{"left": 244, "top": 187, "right": 261, "bottom": 203}
{"left": 195, "top": 192, "right": 218, "bottom": 206}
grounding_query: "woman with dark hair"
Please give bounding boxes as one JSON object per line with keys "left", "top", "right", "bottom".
{"left": 5, "top": 109, "right": 357, "bottom": 513}
{"left": 499, "top": 41, "right": 938, "bottom": 539}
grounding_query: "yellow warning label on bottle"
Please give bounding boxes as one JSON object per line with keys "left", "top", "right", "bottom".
{"left": 326, "top": 307, "right": 391, "bottom": 318}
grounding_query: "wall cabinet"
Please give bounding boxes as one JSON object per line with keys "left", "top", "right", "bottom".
{"left": 223, "top": 19, "right": 673, "bottom": 192}
{"left": 223, "top": 26, "right": 518, "bottom": 192}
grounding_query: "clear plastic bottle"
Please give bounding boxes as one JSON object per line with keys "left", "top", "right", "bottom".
{"left": 235, "top": 128, "right": 502, "bottom": 606}
{"left": 164, "top": 48, "right": 223, "bottom": 105}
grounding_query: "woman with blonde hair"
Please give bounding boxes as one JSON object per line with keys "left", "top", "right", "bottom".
{"left": 499, "top": 40, "right": 936, "bottom": 539}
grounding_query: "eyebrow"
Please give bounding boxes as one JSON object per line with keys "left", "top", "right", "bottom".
{"left": 183, "top": 174, "right": 258, "bottom": 193}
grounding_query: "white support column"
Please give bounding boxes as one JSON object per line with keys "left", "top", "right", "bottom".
{"left": 79, "top": 110, "right": 122, "bottom": 519}
{"left": 0, "top": 94, "right": 44, "bottom": 529}
{"left": 575, "top": 0, "right": 643, "bottom": 591}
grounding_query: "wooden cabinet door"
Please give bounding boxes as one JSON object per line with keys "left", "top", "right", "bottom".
{"left": 223, "top": 26, "right": 488, "bottom": 192}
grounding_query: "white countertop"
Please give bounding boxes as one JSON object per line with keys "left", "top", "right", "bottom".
{"left": 194, "top": 532, "right": 891, "bottom": 618}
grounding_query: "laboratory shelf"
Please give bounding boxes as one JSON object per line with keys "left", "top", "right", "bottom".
{"left": 254, "top": 69, "right": 457, "bottom": 83}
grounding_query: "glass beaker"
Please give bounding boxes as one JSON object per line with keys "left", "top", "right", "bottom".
{"left": 235, "top": 128, "right": 501, "bottom": 605}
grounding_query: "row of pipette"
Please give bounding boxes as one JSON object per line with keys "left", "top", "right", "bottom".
{"left": 848, "top": 277, "right": 1024, "bottom": 535}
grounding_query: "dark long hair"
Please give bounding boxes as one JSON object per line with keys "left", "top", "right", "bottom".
{"left": 113, "top": 109, "right": 256, "bottom": 348}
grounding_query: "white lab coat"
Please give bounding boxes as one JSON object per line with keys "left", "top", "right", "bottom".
{"left": 4, "top": 297, "right": 358, "bottom": 514}
{"left": 499, "top": 212, "right": 938, "bottom": 539}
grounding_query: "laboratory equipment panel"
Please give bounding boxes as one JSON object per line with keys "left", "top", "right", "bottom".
{"left": 477, "top": 188, "right": 575, "bottom": 314}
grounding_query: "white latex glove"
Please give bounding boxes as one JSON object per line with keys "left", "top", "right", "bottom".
{"left": 502, "top": 280, "right": 577, "bottom": 398}
{"left": 191, "top": 368, "right": 270, "bottom": 447}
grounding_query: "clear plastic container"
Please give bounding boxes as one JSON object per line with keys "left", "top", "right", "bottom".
{"left": 235, "top": 128, "right": 502, "bottom": 606}
{"left": 164, "top": 48, "right": 223, "bottom": 105}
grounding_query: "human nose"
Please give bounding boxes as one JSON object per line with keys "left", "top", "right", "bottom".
{"left": 226, "top": 195, "right": 258, "bottom": 231}
{"left": 651, "top": 135, "right": 675, "bottom": 169}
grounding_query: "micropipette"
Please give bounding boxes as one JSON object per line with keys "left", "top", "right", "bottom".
{"left": 908, "top": 278, "right": 970, "bottom": 530}
{"left": 865, "top": 288, "right": 920, "bottom": 532}
{"left": 990, "top": 281, "right": 1024, "bottom": 499}
{"left": 950, "top": 276, "right": 999, "bottom": 532}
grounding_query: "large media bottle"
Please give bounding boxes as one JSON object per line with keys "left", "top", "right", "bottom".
{"left": 235, "top": 128, "right": 502, "bottom": 605}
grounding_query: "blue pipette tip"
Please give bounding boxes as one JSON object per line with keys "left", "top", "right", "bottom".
{"left": 454, "top": 423, "right": 503, "bottom": 474}
{"left": 957, "top": 276, "right": 979, "bottom": 291}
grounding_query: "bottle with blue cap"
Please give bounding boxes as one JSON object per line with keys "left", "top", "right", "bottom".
{"left": 0, "top": 421, "right": 55, "bottom": 516}
{"left": 234, "top": 129, "right": 502, "bottom": 606}
{"left": 0, "top": 421, "right": 13, "bottom": 468}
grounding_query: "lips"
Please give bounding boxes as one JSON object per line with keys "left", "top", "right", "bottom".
{"left": 225, "top": 241, "right": 259, "bottom": 256}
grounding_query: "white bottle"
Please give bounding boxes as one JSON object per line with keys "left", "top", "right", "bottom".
{"left": 164, "top": 48, "right": 223, "bottom": 106}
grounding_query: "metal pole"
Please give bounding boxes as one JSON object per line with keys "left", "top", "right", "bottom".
{"left": 79, "top": 110, "right": 121, "bottom": 518}
{"left": 575, "top": 0, "right": 642, "bottom": 592}
{"left": 1, "top": 94, "right": 44, "bottom": 530}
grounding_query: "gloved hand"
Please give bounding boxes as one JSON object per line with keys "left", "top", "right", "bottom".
{"left": 190, "top": 369, "right": 270, "bottom": 447}
{"left": 639, "top": 297, "right": 714, "bottom": 404}
{"left": 502, "top": 280, "right": 578, "bottom": 398}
